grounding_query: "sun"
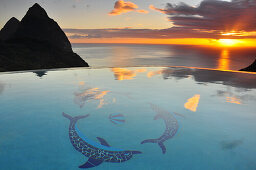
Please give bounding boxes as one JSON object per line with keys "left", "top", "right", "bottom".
{"left": 218, "top": 39, "right": 239, "bottom": 46}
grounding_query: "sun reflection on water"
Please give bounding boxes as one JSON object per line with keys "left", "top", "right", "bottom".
{"left": 218, "top": 49, "right": 230, "bottom": 70}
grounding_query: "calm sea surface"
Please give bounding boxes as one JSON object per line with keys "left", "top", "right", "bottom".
{"left": 73, "top": 43, "right": 256, "bottom": 71}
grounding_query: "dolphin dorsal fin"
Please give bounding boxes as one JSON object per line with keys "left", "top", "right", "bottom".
{"left": 97, "top": 137, "right": 111, "bottom": 147}
{"left": 79, "top": 158, "right": 104, "bottom": 168}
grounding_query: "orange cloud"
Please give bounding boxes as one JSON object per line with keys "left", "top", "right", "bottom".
{"left": 136, "top": 9, "right": 149, "bottom": 14}
{"left": 97, "top": 99, "right": 105, "bottom": 108}
{"left": 184, "top": 94, "right": 200, "bottom": 112}
{"left": 147, "top": 70, "right": 164, "bottom": 78}
{"left": 78, "top": 81, "right": 85, "bottom": 86}
{"left": 112, "top": 68, "right": 146, "bottom": 80}
{"left": 109, "top": 0, "right": 148, "bottom": 15}
{"left": 226, "top": 97, "right": 241, "bottom": 105}
{"left": 149, "top": 5, "right": 166, "bottom": 14}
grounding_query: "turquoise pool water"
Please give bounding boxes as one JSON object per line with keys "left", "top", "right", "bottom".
{"left": 0, "top": 67, "right": 256, "bottom": 169}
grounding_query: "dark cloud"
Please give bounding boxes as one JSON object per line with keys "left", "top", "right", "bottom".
{"left": 159, "top": 0, "right": 256, "bottom": 33}
{"left": 68, "top": 33, "right": 101, "bottom": 39}
{"left": 66, "top": 0, "right": 256, "bottom": 39}
{"left": 64, "top": 27, "right": 256, "bottom": 40}
{"left": 160, "top": 67, "right": 256, "bottom": 89}
{"left": 65, "top": 27, "right": 253, "bottom": 39}
{"left": 72, "top": 0, "right": 90, "bottom": 9}
{"left": 215, "top": 89, "right": 256, "bottom": 102}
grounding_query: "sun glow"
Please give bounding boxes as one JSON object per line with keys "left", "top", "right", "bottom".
{"left": 218, "top": 39, "right": 239, "bottom": 46}
{"left": 221, "top": 32, "right": 238, "bottom": 36}
{"left": 70, "top": 37, "right": 256, "bottom": 47}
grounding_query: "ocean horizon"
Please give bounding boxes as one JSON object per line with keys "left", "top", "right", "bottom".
{"left": 72, "top": 43, "right": 256, "bottom": 71}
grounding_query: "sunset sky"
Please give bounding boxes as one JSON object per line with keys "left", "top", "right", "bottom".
{"left": 1, "top": 0, "right": 256, "bottom": 46}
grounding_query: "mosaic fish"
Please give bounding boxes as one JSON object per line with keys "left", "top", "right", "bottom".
{"left": 62, "top": 112, "right": 141, "bottom": 169}
{"left": 109, "top": 113, "right": 125, "bottom": 125}
{"left": 141, "top": 103, "right": 179, "bottom": 154}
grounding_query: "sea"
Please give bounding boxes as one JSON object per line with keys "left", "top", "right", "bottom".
{"left": 73, "top": 43, "right": 256, "bottom": 71}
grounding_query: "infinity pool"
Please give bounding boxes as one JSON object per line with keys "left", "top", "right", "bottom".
{"left": 0, "top": 67, "right": 256, "bottom": 170}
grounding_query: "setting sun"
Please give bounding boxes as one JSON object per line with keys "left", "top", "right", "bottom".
{"left": 218, "top": 39, "right": 239, "bottom": 46}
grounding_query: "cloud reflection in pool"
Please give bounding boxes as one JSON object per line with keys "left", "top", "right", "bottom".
{"left": 112, "top": 68, "right": 146, "bottom": 80}
{"left": 147, "top": 67, "right": 256, "bottom": 89}
{"left": 74, "top": 87, "right": 110, "bottom": 108}
{"left": 184, "top": 94, "right": 200, "bottom": 112}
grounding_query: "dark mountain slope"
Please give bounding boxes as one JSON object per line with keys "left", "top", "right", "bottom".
{"left": 0, "top": 3, "right": 88, "bottom": 72}
{"left": 240, "top": 58, "right": 256, "bottom": 72}
{"left": 0, "top": 17, "right": 20, "bottom": 41}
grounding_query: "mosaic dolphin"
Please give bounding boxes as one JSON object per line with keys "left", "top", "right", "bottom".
{"left": 141, "top": 104, "right": 179, "bottom": 154}
{"left": 62, "top": 112, "right": 141, "bottom": 169}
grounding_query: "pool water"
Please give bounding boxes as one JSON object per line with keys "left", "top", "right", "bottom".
{"left": 0, "top": 67, "right": 256, "bottom": 170}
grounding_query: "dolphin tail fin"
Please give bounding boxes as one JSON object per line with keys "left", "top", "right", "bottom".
{"left": 62, "top": 112, "right": 73, "bottom": 120}
{"left": 158, "top": 142, "right": 166, "bottom": 154}
{"left": 79, "top": 158, "right": 103, "bottom": 169}
{"left": 141, "top": 138, "right": 158, "bottom": 144}
{"left": 141, "top": 139, "right": 167, "bottom": 154}
{"left": 62, "top": 112, "right": 89, "bottom": 121}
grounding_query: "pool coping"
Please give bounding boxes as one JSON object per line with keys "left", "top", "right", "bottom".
{"left": 0, "top": 65, "right": 256, "bottom": 75}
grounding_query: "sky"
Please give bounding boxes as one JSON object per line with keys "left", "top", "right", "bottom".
{"left": 1, "top": 0, "right": 256, "bottom": 46}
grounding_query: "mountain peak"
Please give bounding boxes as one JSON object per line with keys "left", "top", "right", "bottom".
{"left": 12, "top": 3, "right": 73, "bottom": 52}
{"left": 32, "top": 3, "right": 41, "bottom": 8}
{"left": 8, "top": 17, "right": 19, "bottom": 23}
{"left": 24, "top": 3, "right": 49, "bottom": 19}
{"left": 0, "top": 3, "right": 89, "bottom": 72}
{"left": 0, "top": 17, "right": 20, "bottom": 41}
